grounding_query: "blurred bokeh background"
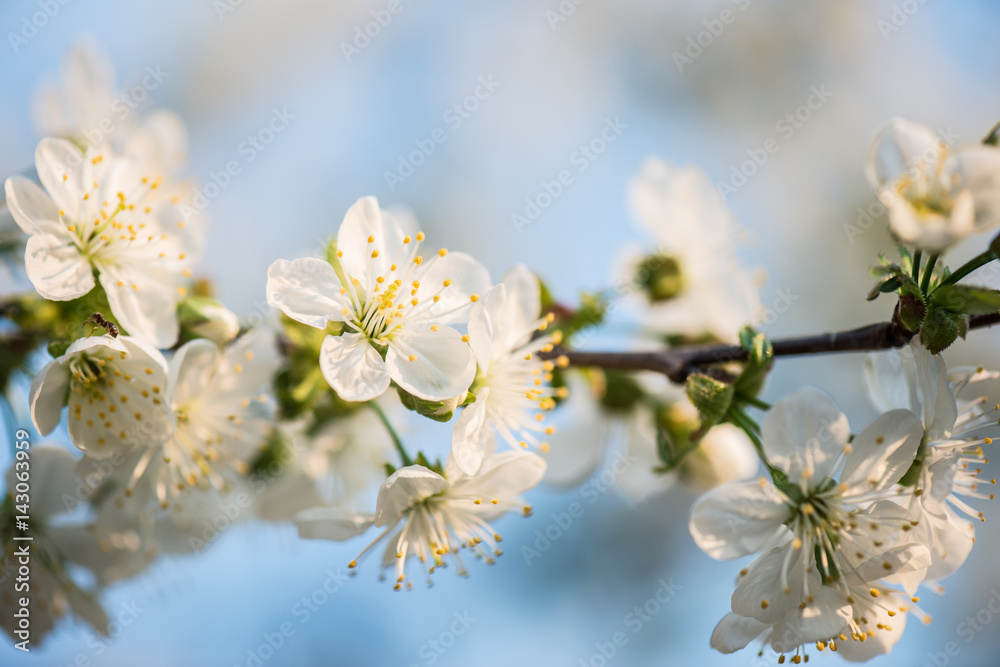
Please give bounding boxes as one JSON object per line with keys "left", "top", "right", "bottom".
{"left": 3, "top": 0, "right": 1000, "bottom": 665}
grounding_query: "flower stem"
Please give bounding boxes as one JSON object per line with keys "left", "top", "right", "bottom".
{"left": 920, "top": 253, "right": 939, "bottom": 295}
{"left": 370, "top": 401, "right": 413, "bottom": 467}
{"left": 938, "top": 250, "right": 998, "bottom": 288}
{"left": 911, "top": 249, "right": 922, "bottom": 282}
{"left": 728, "top": 406, "right": 773, "bottom": 474}
{"left": 738, "top": 393, "right": 772, "bottom": 411}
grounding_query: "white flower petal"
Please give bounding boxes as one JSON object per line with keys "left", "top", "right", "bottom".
{"left": 294, "top": 507, "right": 375, "bottom": 541}
{"left": 24, "top": 233, "right": 94, "bottom": 301}
{"left": 99, "top": 267, "right": 178, "bottom": 348}
{"left": 6, "top": 446, "right": 77, "bottom": 518}
{"left": 386, "top": 326, "right": 476, "bottom": 401}
{"left": 835, "top": 609, "right": 906, "bottom": 662}
{"left": 924, "top": 507, "right": 976, "bottom": 581}
{"left": 769, "top": 586, "right": 851, "bottom": 654}
{"left": 689, "top": 481, "right": 788, "bottom": 560}
{"left": 466, "top": 285, "right": 497, "bottom": 372}
{"left": 451, "top": 387, "right": 494, "bottom": 476}
{"left": 865, "top": 118, "right": 943, "bottom": 190}
{"left": 168, "top": 339, "right": 221, "bottom": 403}
{"left": 855, "top": 544, "right": 931, "bottom": 591}
{"left": 949, "top": 144, "right": 1000, "bottom": 231}
{"left": 4, "top": 176, "right": 62, "bottom": 236}
{"left": 413, "top": 250, "right": 492, "bottom": 325}
{"left": 542, "top": 376, "right": 610, "bottom": 488}
{"left": 65, "top": 336, "right": 171, "bottom": 458}
{"left": 617, "top": 409, "right": 677, "bottom": 504}
{"left": 732, "top": 547, "right": 808, "bottom": 623}
{"left": 450, "top": 449, "right": 547, "bottom": 502}
{"left": 761, "top": 388, "right": 850, "bottom": 485}
{"left": 710, "top": 613, "right": 768, "bottom": 654}
{"left": 884, "top": 189, "right": 973, "bottom": 253}
{"left": 336, "top": 196, "right": 405, "bottom": 281}
{"left": 29, "top": 357, "right": 71, "bottom": 436}
{"left": 840, "top": 409, "right": 923, "bottom": 493}
{"left": 266, "top": 257, "right": 349, "bottom": 329}
{"left": 35, "top": 137, "right": 87, "bottom": 213}
{"left": 374, "top": 465, "right": 449, "bottom": 527}
{"left": 319, "top": 333, "right": 390, "bottom": 402}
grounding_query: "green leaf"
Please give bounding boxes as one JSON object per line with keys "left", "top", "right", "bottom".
{"left": 929, "top": 285, "right": 1000, "bottom": 315}
{"left": 867, "top": 276, "right": 902, "bottom": 301}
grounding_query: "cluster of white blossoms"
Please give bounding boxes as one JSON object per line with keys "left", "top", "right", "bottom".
{"left": 692, "top": 344, "right": 998, "bottom": 662}
{"left": 3, "top": 36, "right": 1000, "bottom": 665}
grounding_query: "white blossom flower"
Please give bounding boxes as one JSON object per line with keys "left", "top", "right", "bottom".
{"left": 122, "top": 328, "right": 279, "bottom": 507}
{"left": 266, "top": 196, "right": 490, "bottom": 402}
{"left": 710, "top": 543, "right": 931, "bottom": 661}
{"left": 865, "top": 341, "right": 999, "bottom": 582}
{"left": 451, "top": 264, "right": 560, "bottom": 475}
{"left": 295, "top": 450, "right": 545, "bottom": 587}
{"left": 32, "top": 38, "right": 189, "bottom": 177}
{"left": 4, "top": 138, "right": 201, "bottom": 347}
{"left": 29, "top": 335, "right": 171, "bottom": 457}
{"left": 628, "top": 157, "right": 762, "bottom": 343}
{"left": 690, "top": 388, "right": 929, "bottom": 655}
{"left": 866, "top": 118, "right": 1000, "bottom": 252}
{"left": 0, "top": 447, "right": 113, "bottom": 643}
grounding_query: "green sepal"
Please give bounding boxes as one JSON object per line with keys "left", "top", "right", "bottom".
{"left": 685, "top": 373, "right": 734, "bottom": 430}
{"left": 413, "top": 451, "right": 445, "bottom": 476}
{"left": 919, "top": 308, "right": 967, "bottom": 354}
{"left": 396, "top": 386, "right": 466, "bottom": 423}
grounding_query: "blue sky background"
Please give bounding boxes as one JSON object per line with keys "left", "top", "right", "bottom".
{"left": 3, "top": 1, "right": 1000, "bottom": 665}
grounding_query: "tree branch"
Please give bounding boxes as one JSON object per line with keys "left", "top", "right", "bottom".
{"left": 549, "top": 312, "right": 1000, "bottom": 383}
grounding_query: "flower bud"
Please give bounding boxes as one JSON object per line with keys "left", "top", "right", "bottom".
{"left": 178, "top": 296, "right": 240, "bottom": 345}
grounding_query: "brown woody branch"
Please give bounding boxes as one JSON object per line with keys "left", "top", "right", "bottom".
{"left": 548, "top": 312, "right": 1000, "bottom": 383}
